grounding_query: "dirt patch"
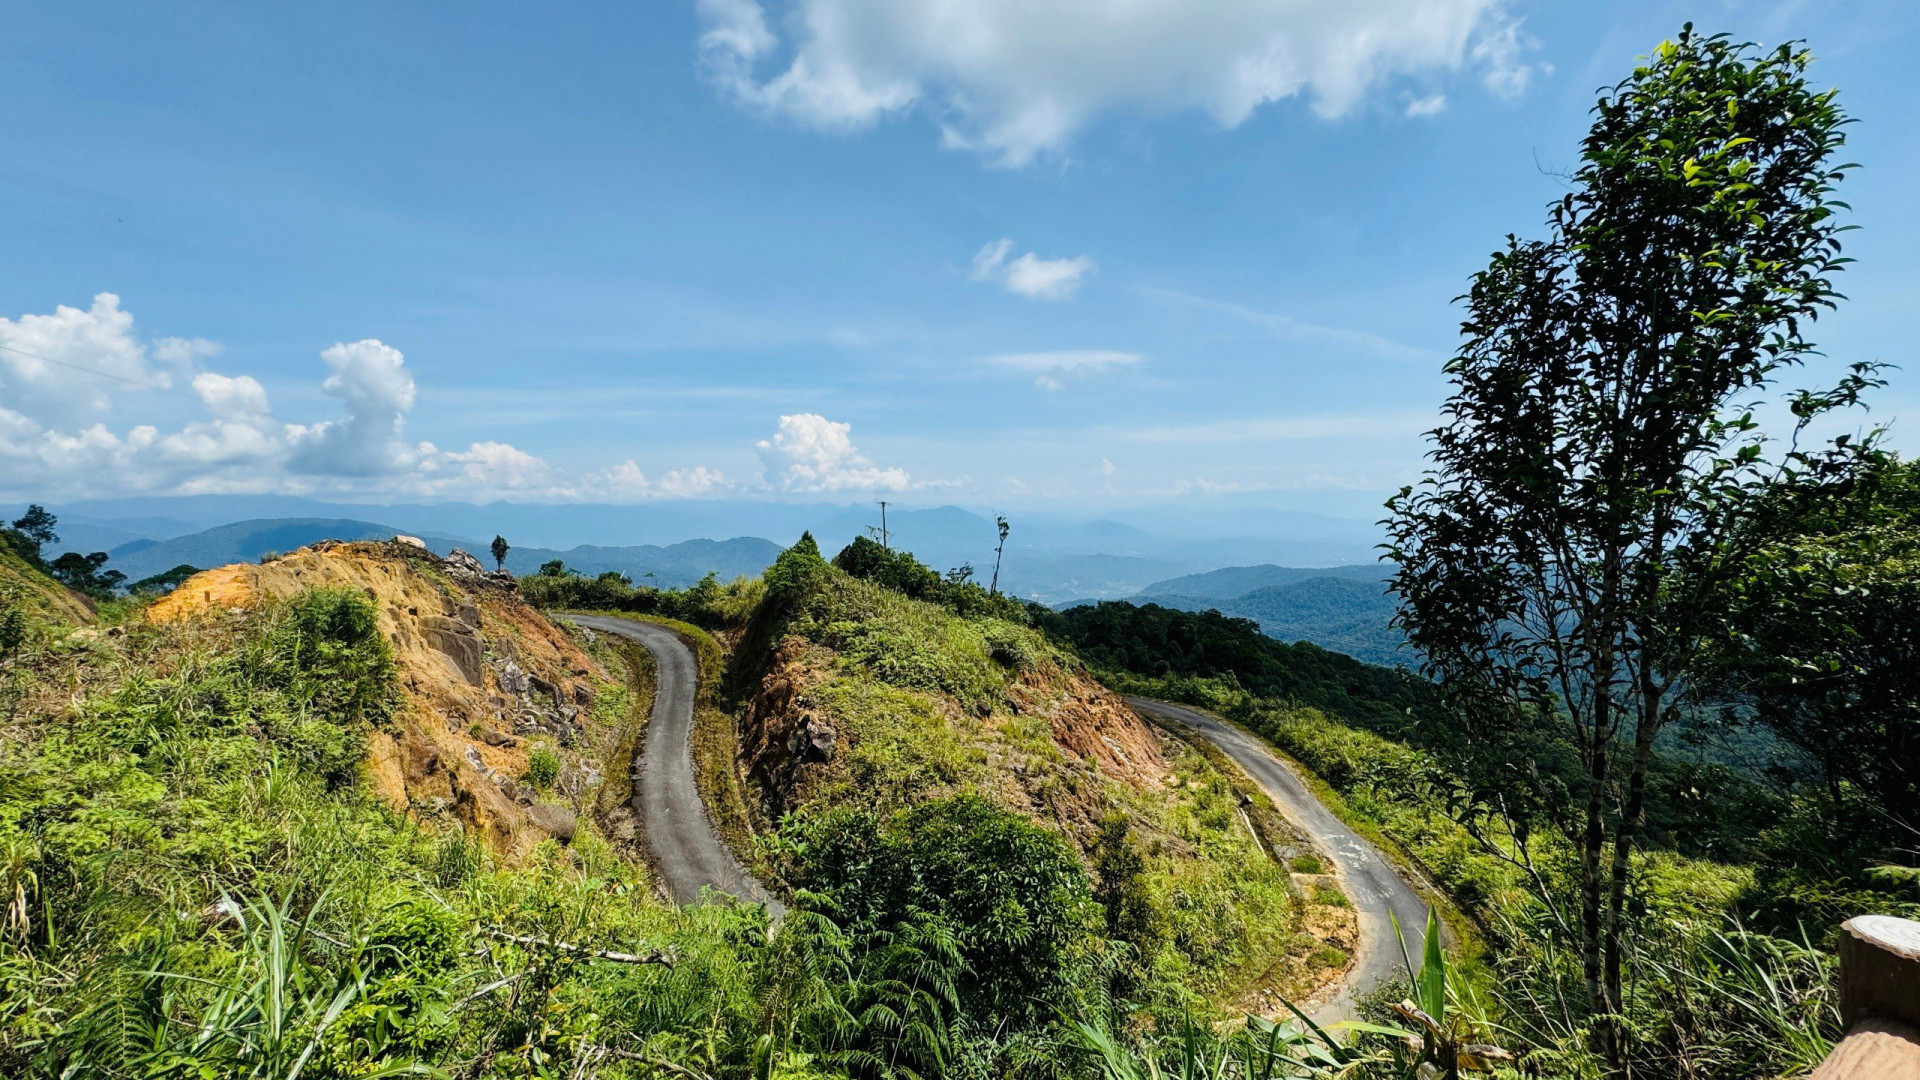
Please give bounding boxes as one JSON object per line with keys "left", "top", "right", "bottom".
{"left": 150, "top": 541, "right": 615, "bottom": 859}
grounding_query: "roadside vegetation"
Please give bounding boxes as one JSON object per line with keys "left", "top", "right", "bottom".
{"left": 5, "top": 23, "right": 1916, "bottom": 1080}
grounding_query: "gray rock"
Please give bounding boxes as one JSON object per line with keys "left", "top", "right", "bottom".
{"left": 478, "top": 728, "right": 517, "bottom": 748}
{"left": 497, "top": 661, "right": 529, "bottom": 695}
{"left": 527, "top": 803, "right": 577, "bottom": 844}
{"left": 421, "top": 615, "right": 482, "bottom": 686}
{"left": 445, "top": 548, "right": 487, "bottom": 576}
{"left": 794, "top": 715, "right": 837, "bottom": 764}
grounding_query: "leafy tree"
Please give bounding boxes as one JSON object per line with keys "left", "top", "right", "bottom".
{"left": 1090, "top": 812, "right": 1161, "bottom": 989}
{"left": 537, "top": 558, "right": 567, "bottom": 577}
{"left": 990, "top": 515, "right": 1010, "bottom": 596}
{"left": 490, "top": 533, "right": 509, "bottom": 572}
{"left": 1704, "top": 453, "right": 1920, "bottom": 884}
{"left": 944, "top": 563, "right": 973, "bottom": 585}
{"left": 5, "top": 504, "right": 59, "bottom": 566}
{"left": 10, "top": 505, "right": 57, "bottom": 548}
{"left": 1384, "top": 27, "right": 1872, "bottom": 1070}
{"left": 49, "top": 551, "right": 125, "bottom": 600}
{"left": 127, "top": 564, "right": 201, "bottom": 596}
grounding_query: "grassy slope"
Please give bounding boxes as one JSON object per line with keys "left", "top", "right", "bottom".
{"left": 734, "top": 565, "right": 1332, "bottom": 1002}
{"left": 0, "top": 542, "right": 92, "bottom": 624}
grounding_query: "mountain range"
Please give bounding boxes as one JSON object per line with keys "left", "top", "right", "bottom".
{"left": 1107, "top": 562, "right": 1411, "bottom": 667}
{"left": 38, "top": 496, "right": 1385, "bottom": 606}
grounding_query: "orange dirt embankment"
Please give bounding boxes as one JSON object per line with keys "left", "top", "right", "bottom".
{"left": 151, "top": 540, "right": 606, "bottom": 857}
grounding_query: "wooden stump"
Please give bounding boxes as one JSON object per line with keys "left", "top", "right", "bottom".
{"left": 1814, "top": 916, "right": 1920, "bottom": 1080}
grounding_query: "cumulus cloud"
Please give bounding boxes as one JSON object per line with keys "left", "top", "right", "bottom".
{"left": 756, "top": 413, "right": 913, "bottom": 492}
{"left": 697, "top": 0, "right": 1544, "bottom": 165}
{"left": 0, "top": 293, "right": 170, "bottom": 426}
{"left": 1405, "top": 93, "right": 1448, "bottom": 117}
{"left": 986, "top": 349, "right": 1141, "bottom": 390}
{"left": 0, "top": 295, "right": 734, "bottom": 503}
{"left": 971, "top": 239, "right": 1095, "bottom": 299}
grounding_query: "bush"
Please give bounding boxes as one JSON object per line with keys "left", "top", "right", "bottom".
{"left": 777, "top": 794, "right": 1106, "bottom": 1030}
{"left": 524, "top": 742, "right": 561, "bottom": 791}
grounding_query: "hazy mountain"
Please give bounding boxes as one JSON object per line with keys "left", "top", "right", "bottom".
{"left": 1137, "top": 562, "right": 1386, "bottom": 600}
{"left": 102, "top": 519, "right": 476, "bottom": 582}
{"left": 1072, "top": 562, "right": 1411, "bottom": 668}
{"left": 504, "top": 537, "right": 783, "bottom": 587}
{"left": 45, "top": 495, "right": 1391, "bottom": 608}
{"left": 99, "top": 518, "right": 788, "bottom": 592}
{"left": 52, "top": 496, "right": 1382, "bottom": 566}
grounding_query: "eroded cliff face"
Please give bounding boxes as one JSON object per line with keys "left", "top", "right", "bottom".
{"left": 735, "top": 621, "right": 1176, "bottom": 850}
{"left": 150, "top": 540, "right": 610, "bottom": 857}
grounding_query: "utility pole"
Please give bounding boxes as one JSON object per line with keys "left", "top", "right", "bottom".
{"left": 878, "top": 500, "right": 890, "bottom": 549}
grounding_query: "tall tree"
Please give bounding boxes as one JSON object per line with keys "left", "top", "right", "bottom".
{"left": 990, "top": 515, "right": 1010, "bottom": 596}
{"left": 10, "top": 505, "right": 58, "bottom": 546}
{"left": 490, "top": 534, "right": 510, "bottom": 572}
{"left": 1384, "top": 28, "right": 1873, "bottom": 1071}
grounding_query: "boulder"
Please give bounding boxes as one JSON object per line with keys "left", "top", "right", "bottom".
{"left": 393, "top": 535, "right": 427, "bottom": 550}
{"left": 527, "top": 803, "right": 577, "bottom": 844}
{"left": 793, "top": 715, "right": 837, "bottom": 764}
{"left": 445, "top": 548, "right": 487, "bottom": 576}
{"left": 497, "top": 661, "right": 530, "bottom": 695}
{"left": 478, "top": 728, "right": 517, "bottom": 748}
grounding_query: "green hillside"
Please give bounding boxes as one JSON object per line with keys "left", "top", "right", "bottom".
{"left": 0, "top": 536, "right": 92, "bottom": 624}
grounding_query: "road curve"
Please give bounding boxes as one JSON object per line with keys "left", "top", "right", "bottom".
{"left": 1129, "top": 697, "right": 1429, "bottom": 1022}
{"left": 566, "top": 614, "right": 783, "bottom": 915}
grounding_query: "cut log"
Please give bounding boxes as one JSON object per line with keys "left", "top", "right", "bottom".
{"left": 1814, "top": 915, "right": 1920, "bottom": 1080}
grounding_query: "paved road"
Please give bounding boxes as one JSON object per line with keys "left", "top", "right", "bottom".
{"left": 567, "top": 614, "right": 783, "bottom": 915}
{"left": 1129, "top": 697, "right": 1430, "bottom": 1022}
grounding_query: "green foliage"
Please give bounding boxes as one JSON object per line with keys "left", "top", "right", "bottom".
{"left": 490, "top": 535, "right": 510, "bottom": 572}
{"left": 521, "top": 567, "right": 768, "bottom": 633}
{"left": 48, "top": 551, "right": 125, "bottom": 600}
{"left": 128, "top": 563, "right": 203, "bottom": 596}
{"left": 776, "top": 795, "right": 1106, "bottom": 1040}
{"left": 833, "top": 537, "right": 1028, "bottom": 623}
{"left": 1091, "top": 813, "right": 1162, "bottom": 985}
{"left": 1034, "top": 601, "right": 1428, "bottom": 737}
{"left": 524, "top": 742, "right": 561, "bottom": 791}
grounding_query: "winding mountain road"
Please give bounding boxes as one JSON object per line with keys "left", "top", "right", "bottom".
{"left": 1128, "top": 697, "right": 1431, "bottom": 1022}
{"left": 566, "top": 614, "right": 783, "bottom": 915}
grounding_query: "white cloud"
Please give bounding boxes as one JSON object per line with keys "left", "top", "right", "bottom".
{"left": 0, "top": 293, "right": 170, "bottom": 427}
{"left": 697, "top": 0, "right": 1543, "bottom": 165}
{"left": 756, "top": 413, "right": 913, "bottom": 492}
{"left": 589, "top": 460, "right": 728, "bottom": 499}
{"left": 0, "top": 295, "right": 737, "bottom": 503}
{"left": 971, "top": 239, "right": 1095, "bottom": 299}
{"left": 1405, "top": 93, "right": 1448, "bottom": 117}
{"left": 986, "top": 349, "right": 1141, "bottom": 390}
{"left": 1472, "top": 18, "right": 1547, "bottom": 99}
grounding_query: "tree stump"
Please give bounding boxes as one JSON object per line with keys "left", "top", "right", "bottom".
{"left": 1813, "top": 916, "right": 1920, "bottom": 1079}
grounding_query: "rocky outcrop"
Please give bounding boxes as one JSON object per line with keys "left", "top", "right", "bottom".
{"left": 149, "top": 540, "right": 608, "bottom": 859}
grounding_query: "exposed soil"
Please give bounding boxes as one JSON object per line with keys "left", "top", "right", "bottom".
{"left": 150, "top": 540, "right": 619, "bottom": 858}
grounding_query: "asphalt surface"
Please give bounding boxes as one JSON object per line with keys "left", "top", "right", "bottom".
{"left": 1128, "top": 697, "right": 1430, "bottom": 1022}
{"left": 566, "top": 614, "right": 783, "bottom": 915}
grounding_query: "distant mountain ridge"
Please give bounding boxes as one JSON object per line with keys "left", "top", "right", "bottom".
{"left": 1072, "top": 561, "right": 1411, "bottom": 668}
{"left": 100, "top": 518, "right": 785, "bottom": 590}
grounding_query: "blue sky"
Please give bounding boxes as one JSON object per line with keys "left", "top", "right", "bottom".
{"left": 3, "top": 0, "right": 1916, "bottom": 524}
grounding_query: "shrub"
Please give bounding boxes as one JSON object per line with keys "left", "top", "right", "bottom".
{"left": 778, "top": 794, "right": 1106, "bottom": 1029}
{"left": 524, "top": 742, "right": 561, "bottom": 791}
